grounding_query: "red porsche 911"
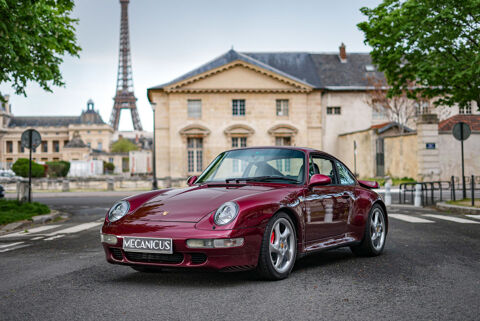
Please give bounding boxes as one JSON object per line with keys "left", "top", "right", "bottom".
{"left": 101, "top": 147, "right": 387, "bottom": 280}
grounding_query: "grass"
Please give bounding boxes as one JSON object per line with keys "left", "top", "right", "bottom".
{"left": 361, "top": 177, "right": 416, "bottom": 187}
{"left": 446, "top": 199, "right": 480, "bottom": 208}
{"left": 0, "top": 199, "right": 51, "bottom": 225}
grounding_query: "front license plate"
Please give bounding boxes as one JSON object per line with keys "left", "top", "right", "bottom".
{"left": 122, "top": 237, "right": 173, "bottom": 254}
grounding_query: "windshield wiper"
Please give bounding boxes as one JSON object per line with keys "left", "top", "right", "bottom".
{"left": 226, "top": 176, "right": 299, "bottom": 184}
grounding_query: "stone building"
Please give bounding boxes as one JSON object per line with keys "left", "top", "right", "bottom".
{"left": 0, "top": 98, "right": 113, "bottom": 168}
{"left": 147, "top": 47, "right": 479, "bottom": 185}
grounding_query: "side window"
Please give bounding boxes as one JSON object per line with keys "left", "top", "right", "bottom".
{"left": 309, "top": 156, "right": 335, "bottom": 183}
{"left": 335, "top": 162, "right": 355, "bottom": 185}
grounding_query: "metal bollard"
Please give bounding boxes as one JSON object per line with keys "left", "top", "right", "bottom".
{"left": 472, "top": 175, "right": 475, "bottom": 207}
{"left": 385, "top": 182, "right": 392, "bottom": 206}
{"left": 107, "top": 178, "right": 114, "bottom": 191}
{"left": 414, "top": 183, "right": 422, "bottom": 207}
{"left": 62, "top": 179, "right": 70, "bottom": 192}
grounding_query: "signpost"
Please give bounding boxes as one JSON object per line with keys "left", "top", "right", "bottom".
{"left": 21, "top": 129, "right": 41, "bottom": 202}
{"left": 452, "top": 122, "right": 471, "bottom": 199}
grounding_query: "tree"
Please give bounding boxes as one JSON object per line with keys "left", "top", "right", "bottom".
{"left": 358, "top": 0, "right": 480, "bottom": 110}
{"left": 45, "top": 160, "right": 70, "bottom": 177}
{"left": 0, "top": 0, "right": 81, "bottom": 99}
{"left": 110, "top": 138, "right": 138, "bottom": 153}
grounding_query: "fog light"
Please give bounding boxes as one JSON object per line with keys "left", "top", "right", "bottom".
{"left": 100, "top": 233, "right": 118, "bottom": 245}
{"left": 186, "top": 238, "right": 244, "bottom": 248}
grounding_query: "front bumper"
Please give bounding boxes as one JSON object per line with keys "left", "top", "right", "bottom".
{"left": 101, "top": 221, "right": 263, "bottom": 271}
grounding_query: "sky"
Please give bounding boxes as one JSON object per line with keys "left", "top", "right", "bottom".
{"left": 0, "top": 0, "right": 382, "bottom": 132}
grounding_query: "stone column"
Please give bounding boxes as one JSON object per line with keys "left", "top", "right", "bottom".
{"left": 416, "top": 114, "right": 440, "bottom": 181}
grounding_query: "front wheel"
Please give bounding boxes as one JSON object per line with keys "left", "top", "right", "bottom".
{"left": 257, "top": 212, "right": 297, "bottom": 280}
{"left": 350, "top": 204, "right": 387, "bottom": 256}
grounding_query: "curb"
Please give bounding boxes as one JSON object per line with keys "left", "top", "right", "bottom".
{"left": 0, "top": 210, "right": 68, "bottom": 234}
{"left": 436, "top": 202, "right": 480, "bottom": 214}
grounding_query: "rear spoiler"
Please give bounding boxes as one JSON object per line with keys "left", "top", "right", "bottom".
{"left": 358, "top": 180, "right": 379, "bottom": 189}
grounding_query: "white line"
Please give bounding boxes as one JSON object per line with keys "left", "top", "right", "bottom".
{"left": 45, "top": 222, "right": 102, "bottom": 236}
{"left": 44, "top": 235, "right": 65, "bottom": 241}
{"left": 0, "top": 242, "right": 24, "bottom": 249}
{"left": 0, "top": 244, "right": 30, "bottom": 253}
{"left": 423, "top": 214, "right": 480, "bottom": 224}
{"left": 465, "top": 215, "right": 480, "bottom": 220}
{"left": 30, "top": 236, "right": 44, "bottom": 241}
{"left": 389, "top": 214, "right": 435, "bottom": 223}
{"left": 0, "top": 225, "right": 62, "bottom": 239}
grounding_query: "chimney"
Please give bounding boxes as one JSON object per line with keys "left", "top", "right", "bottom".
{"left": 339, "top": 43, "right": 347, "bottom": 63}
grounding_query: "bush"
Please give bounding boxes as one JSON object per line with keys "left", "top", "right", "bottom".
{"left": 111, "top": 138, "right": 138, "bottom": 153}
{"left": 0, "top": 199, "right": 50, "bottom": 225}
{"left": 103, "top": 161, "right": 115, "bottom": 173}
{"left": 46, "top": 161, "right": 70, "bottom": 177}
{"left": 12, "top": 158, "right": 45, "bottom": 178}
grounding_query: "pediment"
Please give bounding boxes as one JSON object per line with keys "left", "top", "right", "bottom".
{"left": 179, "top": 124, "right": 211, "bottom": 137}
{"left": 224, "top": 124, "right": 255, "bottom": 137}
{"left": 165, "top": 61, "right": 312, "bottom": 93}
{"left": 268, "top": 124, "right": 299, "bottom": 136}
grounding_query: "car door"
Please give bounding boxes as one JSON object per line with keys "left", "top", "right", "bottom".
{"left": 303, "top": 154, "right": 346, "bottom": 243}
{"left": 333, "top": 160, "right": 356, "bottom": 231}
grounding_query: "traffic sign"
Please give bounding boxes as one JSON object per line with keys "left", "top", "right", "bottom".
{"left": 21, "top": 129, "right": 42, "bottom": 149}
{"left": 452, "top": 122, "right": 471, "bottom": 141}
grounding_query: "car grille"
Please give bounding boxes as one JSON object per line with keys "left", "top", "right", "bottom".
{"left": 190, "top": 253, "right": 207, "bottom": 265}
{"left": 110, "top": 248, "right": 123, "bottom": 260}
{"left": 124, "top": 251, "right": 184, "bottom": 264}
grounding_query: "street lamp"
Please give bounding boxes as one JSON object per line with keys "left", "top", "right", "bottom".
{"left": 151, "top": 102, "right": 158, "bottom": 190}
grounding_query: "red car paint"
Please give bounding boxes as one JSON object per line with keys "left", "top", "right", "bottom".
{"left": 101, "top": 147, "right": 387, "bottom": 271}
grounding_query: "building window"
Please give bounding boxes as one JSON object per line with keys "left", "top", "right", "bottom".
{"left": 87, "top": 142, "right": 91, "bottom": 148}
{"left": 17, "top": 141, "right": 24, "bottom": 153}
{"left": 276, "top": 99, "right": 289, "bottom": 116}
{"left": 53, "top": 141, "right": 59, "bottom": 153}
{"left": 187, "top": 99, "right": 202, "bottom": 118}
{"left": 64, "top": 140, "right": 69, "bottom": 147}
{"left": 415, "top": 101, "right": 430, "bottom": 115}
{"left": 87, "top": 130, "right": 90, "bottom": 134}
{"left": 231, "top": 137, "right": 247, "bottom": 148}
{"left": 187, "top": 138, "right": 203, "bottom": 173}
{"left": 97, "top": 142, "right": 103, "bottom": 151}
{"left": 108, "top": 157, "right": 114, "bottom": 163}
{"left": 326, "top": 106, "right": 341, "bottom": 115}
{"left": 41, "top": 141, "right": 48, "bottom": 153}
{"left": 275, "top": 137, "right": 291, "bottom": 146}
{"left": 232, "top": 99, "right": 245, "bottom": 116}
{"left": 53, "top": 158, "right": 60, "bottom": 161}
{"left": 6, "top": 141, "right": 13, "bottom": 153}
{"left": 459, "top": 105, "right": 472, "bottom": 114}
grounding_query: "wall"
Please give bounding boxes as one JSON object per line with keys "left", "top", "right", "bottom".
{"left": 337, "top": 130, "right": 375, "bottom": 178}
{"left": 384, "top": 134, "right": 418, "bottom": 179}
{"left": 439, "top": 132, "right": 480, "bottom": 180}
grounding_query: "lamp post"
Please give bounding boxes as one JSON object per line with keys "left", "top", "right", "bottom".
{"left": 151, "top": 102, "right": 158, "bottom": 190}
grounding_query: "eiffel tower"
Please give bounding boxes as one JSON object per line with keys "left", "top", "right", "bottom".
{"left": 110, "top": 0, "right": 143, "bottom": 131}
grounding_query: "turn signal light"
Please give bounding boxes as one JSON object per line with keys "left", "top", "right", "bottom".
{"left": 186, "top": 238, "right": 244, "bottom": 249}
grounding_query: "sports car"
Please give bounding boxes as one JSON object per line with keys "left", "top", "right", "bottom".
{"left": 101, "top": 147, "right": 387, "bottom": 280}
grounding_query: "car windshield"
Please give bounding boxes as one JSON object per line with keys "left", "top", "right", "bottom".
{"left": 196, "top": 148, "right": 306, "bottom": 184}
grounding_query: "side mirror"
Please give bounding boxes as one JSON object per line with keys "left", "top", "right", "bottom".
{"left": 187, "top": 175, "right": 198, "bottom": 186}
{"left": 309, "top": 174, "right": 331, "bottom": 187}
{"left": 358, "top": 180, "right": 379, "bottom": 189}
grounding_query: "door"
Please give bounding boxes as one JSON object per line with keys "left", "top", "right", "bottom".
{"left": 334, "top": 161, "right": 356, "bottom": 230}
{"left": 376, "top": 138, "right": 384, "bottom": 177}
{"left": 303, "top": 155, "right": 346, "bottom": 242}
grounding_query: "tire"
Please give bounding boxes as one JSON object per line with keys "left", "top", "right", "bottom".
{"left": 130, "top": 266, "right": 163, "bottom": 273}
{"left": 257, "top": 212, "right": 297, "bottom": 280}
{"left": 350, "top": 204, "right": 387, "bottom": 257}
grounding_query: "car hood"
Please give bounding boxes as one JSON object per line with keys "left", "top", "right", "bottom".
{"left": 125, "top": 184, "right": 278, "bottom": 222}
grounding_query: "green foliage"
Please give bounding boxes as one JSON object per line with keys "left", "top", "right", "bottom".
{"left": 12, "top": 158, "right": 45, "bottom": 178}
{"left": 358, "top": 0, "right": 480, "bottom": 110}
{"left": 0, "top": 0, "right": 81, "bottom": 99}
{"left": 103, "top": 161, "right": 115, "bottom": 173}
{"left": 45, "top": 160, "right": 70, "bottom": 177}
{"left": 111, "top": 138, "right": 138, "bottom": 153}
{"left": 0, "top": 199, "right": 50, "bottom": 225}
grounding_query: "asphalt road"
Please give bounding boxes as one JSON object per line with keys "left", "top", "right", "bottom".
{"left": 1, "top": 193, "right": 479, "bottom": 321}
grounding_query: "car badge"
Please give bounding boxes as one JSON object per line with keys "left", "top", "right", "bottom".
{"left": 162, "top": 211, "right": 168, "bottom": 216}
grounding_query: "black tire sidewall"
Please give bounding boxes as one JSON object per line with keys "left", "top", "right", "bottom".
{"left": 365, "top": 204, "right": 386, "bottom": 255}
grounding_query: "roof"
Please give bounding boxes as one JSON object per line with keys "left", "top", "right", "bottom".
{"left": 148, "top": 49, "right": 385, "bottom": 91}
{"left": 339, "top": 121, "right": 414, "bottom": 136}
{"left": 8, "top": 111, "right": 106, "bottom": 128}
{"left": 438, "top": 114, "right": 480, "bottom": 132}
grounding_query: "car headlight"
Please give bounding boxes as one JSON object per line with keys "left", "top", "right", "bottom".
{"left": 108, "top": 200, "right": 130, "bottom": 222}
{"left": 214, "top": 201, "right": 239, "bottom": 225}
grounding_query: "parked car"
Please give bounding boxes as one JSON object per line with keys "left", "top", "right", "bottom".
{"left": 101, "top": 147, "right": 387, "bottom": 280}
{"left": 0, "top": 184, "right": 4, "bottom": 199}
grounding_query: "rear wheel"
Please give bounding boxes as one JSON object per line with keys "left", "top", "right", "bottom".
{"left": 350, "top": 204, "right": 386, "bottom": 256}
{"left": 257, "top": 212, "right": 297, "bottom": 280}
{"left": 130, "top": 266, "right": 163, "bottom": 273}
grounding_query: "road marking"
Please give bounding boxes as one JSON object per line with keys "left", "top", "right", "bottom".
{"left": 389, "top": 214, "right": 435, "bottom": 223}
{"left": 465, "top": 215, "right": 480, "bottom": 220}
{"left": 423, "top": 214, "right": 480, "bottom": 224}
{"left": 44, "top": 235, "right": 65, "bottom": 241}
{"left": 0, "top": 225, "right": 62, "bottom": 239}
{"left": 0, "top": 242, "right": 24, "bottom": 249}
{"left": 0, "top": 244, "right": 30, "bottom": 253}
{"left": 30, "top": 236, "right": 44, "bottom": 240}
{"left": 45, "top": 222, "right": 102, "bottom": 236}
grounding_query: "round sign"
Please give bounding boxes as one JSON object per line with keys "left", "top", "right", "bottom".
{"left": 452, "top": 122, "right": 471, "bottom": 141}
{"left": 21, "top": 129, "right": 42, "bottom": 149}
